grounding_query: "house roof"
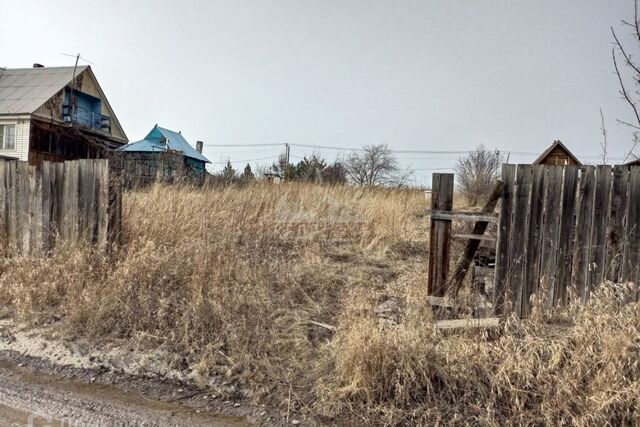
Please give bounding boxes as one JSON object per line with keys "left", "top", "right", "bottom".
{"left": 533, "top": 140, "right": 582, "bottom": 166}
{"left": 625, "top": 158, "right": 640, "bottom": 166}
{"left": 0, "top": 66, "right": 88, "bottom": 114}
{"left": 118, "top": 125, "right": 210, "bottom": 163}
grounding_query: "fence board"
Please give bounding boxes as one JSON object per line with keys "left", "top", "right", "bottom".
{"left": 508, "top": 165, "right": 533, "bottom": 317}
{"left": 97, "top": 160, "right": 109, "bottom": 250}
{"left": 605, "top": 166, "right": 629, "bottom": 282}
{"left": 16, "top": 162, "right": 29, "bottom": 253}
{"left": 427, "top": 173, "right": 454, "bottom": 296}
{"left": 0, "top": 161, "right": 6, "bottom": 242}
{"left": 572, "top": 166, "right": 596, "bottom": 304}
{"left": 623, "top": 166, "right": 640, "bottom": 299}
{"left": 555, "top": 166, "right": 579, "bottom": 305}
{"left": 539, "top": 166, "right": 563, "bottom": 307}
{"left": 29, "top": 166, "right": 42, "bottom": 254}
{"left": 523, "top": 165, "right": 545, "bottom": 312}
{"left": 494, "top": 164, "right": 516, "bottom": 315}
{"left": 53, "top": 162, "right": 64, "bottom": 245}
{"left": 588, "top": 165, "right": 612, "bottom": 293}
{"left": 6, "top": 162, "right": 16, "bottom": 250}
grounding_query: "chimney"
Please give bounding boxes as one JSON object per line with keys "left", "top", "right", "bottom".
{"left": 32, "top": 63, "right": 45, "bottom": 68}
{"left": 196, "top": 141, "right": 203, "bottom": 153}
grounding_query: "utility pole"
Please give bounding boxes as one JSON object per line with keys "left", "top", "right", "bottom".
{"left": 284, "top": 143, "right": 290, "bottom": 181}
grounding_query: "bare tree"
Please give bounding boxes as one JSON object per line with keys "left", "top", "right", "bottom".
{"left": 455, "top": 145, "right": 502, "bottom": 206}
{"left": 600, "top": 107, "right": 608, "bottom": 164}
{"left": 611, "top": 1, "right": 640, "bottom": 162}
{"left": 345, "top": 144, "right": 412, "bottom": 187}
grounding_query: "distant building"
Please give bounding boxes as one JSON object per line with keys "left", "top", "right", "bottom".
{"left": 116, "top": 125, "right": 210, "bottom": 186}
{"left": 534, "top": 140, "right": 582, "bottom": 166}
{"left": 625, "top": 158, "right": 640, "bottom": 166}
{"left": 0, "top": 64, "right": 127, "bottom": 165}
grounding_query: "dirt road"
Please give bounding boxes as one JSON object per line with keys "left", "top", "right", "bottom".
{"left": 0, "top": 360, "right": 251, "bottom": 426}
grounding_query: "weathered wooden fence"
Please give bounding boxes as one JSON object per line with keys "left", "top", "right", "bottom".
{"left": 495, "top": 164, "right": 640, "bottom": 317}
{"left": 427, "top": 164, "right": 640, "bottom": 318}
{"left": 0, "top": 159, "right": 122, "bottom": 254}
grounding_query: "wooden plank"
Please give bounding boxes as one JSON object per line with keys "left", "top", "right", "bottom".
{"left": 508, "top": 165, "right": 533, "bottom": 317}
{"left": 429, "top": 210, "right": 498, "bottom": 223}
{"left": 572, "top": 166, "right": 596, "bottom": 304}
{"left": 622, "top": 166, "right": 640, "bottom": 300}
{"left": 96, "top": 160, "right": 109, "bottom": 250}
{"left": 0, "top": 161, "right": 6, "bottom": 246}
{"left": 427, "top": 295, "right": 456, "bottom": 308}
{"left": 445, "top": 180, "right": 504, "bottom": 296}
{"left": 555, "top": 166, "right": 579, "bottom": 305}
{"left": 29, "top": 165, "right": 42, "bottom": 255}
{"left": 50, "top": 162, "right": 63, "bottom": 245}
{"left": 63, "top": 160, "right": 80, "bottom": 242}
{"left": 452, "top": 234, "right": 496, "bottom": 242}
{"left": 6, "top": 161, "right": 16, "bottom": 251}
{"left": 16, "top": 161, "right": 29, "bottom": 253}
{"left": 588, "top": 165, "right": 612, "bottom": 294}
{"left": 427, "top": 173, "right": 454, "bottom": 296}
{"left": 539, "top": 166, "right": 564, "bottom": 308}
{"left": 435, "top": 317, "right": 500, "bottom": 330}
{"left": 605, "top": 165, "right": 630, "bottom": 282}
{"left": 522, "top": 165, "right": 545, "bottom": 314}
{"left": 108, "top": 162, "right": 123, "bottom": 247}
{"left": 41, "top": 161, "right": 52, "bottom": 252}
{"left": 494, "top": 164, "right": 516, "bottom": 315}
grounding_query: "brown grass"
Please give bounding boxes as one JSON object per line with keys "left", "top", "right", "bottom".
{"left": 0, "top": 182, "right": 637, "bottom": 425}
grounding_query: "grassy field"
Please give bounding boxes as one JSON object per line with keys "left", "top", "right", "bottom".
{"left": 0, "top": 182, "right": 637, "bottom": 425}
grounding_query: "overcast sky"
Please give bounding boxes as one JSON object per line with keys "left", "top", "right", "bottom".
{"left": 1, "top": 0, "right": 638, "bottom": 184}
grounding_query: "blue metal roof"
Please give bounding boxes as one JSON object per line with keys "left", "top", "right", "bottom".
{"left": 117, "top": 125, "right": 210, "bottom": 163}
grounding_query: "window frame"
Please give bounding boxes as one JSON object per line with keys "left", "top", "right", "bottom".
{"left": 0, "top": 124, "right": 16, "bottom": 151}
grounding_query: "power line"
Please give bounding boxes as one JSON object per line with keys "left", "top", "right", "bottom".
{"left": 209, "top": 155, "right": 280, "bottom": 165}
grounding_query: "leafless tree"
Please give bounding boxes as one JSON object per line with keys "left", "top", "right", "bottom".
{"left": 455, "top": 145, "right": 503, "bottom": 206}
{"left": 345, "top": 144, "right": 413, "bottom": 187}
{"left": 600, "top": 107, "right": 608, "bottom": 164}
{"left": 611, "top": 0, "right": 640, "bottom": 162}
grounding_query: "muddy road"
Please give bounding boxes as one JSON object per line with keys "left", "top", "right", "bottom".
{"left": 0, "top": 360, "right": 251, "bottom": 426}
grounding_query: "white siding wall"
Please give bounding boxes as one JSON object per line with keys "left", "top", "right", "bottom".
{"left": 0, "top": 116, "right": 30, "bottom": 161}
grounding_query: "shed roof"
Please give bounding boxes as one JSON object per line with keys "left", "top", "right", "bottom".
{"left": 118, "top": 125, "right": 210, "bottom": 163}
{"left": 0, "top": 66, "right": 88, "bottom": 114}
{"left": 533, "top": 140, "right": 582, "bottom": 166}
{"left": 625, "top": 158, "right": 640, "bottom": 166}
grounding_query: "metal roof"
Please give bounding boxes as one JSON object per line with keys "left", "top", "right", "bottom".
{"left": 0, "top": 66, "right": 88, "bottom": 114}
{"left": 118, "top": 125, "right": 210, "bottom": 163}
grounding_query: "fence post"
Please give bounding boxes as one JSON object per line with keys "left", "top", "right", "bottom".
{"left": 428, "top": 173, "right": 454, "bottom": 297}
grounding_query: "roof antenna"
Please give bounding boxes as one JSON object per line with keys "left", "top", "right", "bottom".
{"left": 60, "top": 53, "right": 94, "bottom": 125}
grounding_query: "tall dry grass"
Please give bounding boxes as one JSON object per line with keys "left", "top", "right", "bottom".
{"left": 0, "top": 182, "right": 637, "bottom": 425}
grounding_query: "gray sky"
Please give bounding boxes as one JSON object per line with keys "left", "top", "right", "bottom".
{"left": 1, "top": 0, "right": 638, "bottom": 184}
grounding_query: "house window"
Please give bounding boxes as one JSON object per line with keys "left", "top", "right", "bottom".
{"left": 0, "top": 125, "right": 16, "bottom": 150}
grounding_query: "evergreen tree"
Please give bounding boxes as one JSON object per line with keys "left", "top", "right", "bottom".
{"left": 240, "top": 163, "right": 255, "bottom": 181}
{"left": 222, "top": 160, "right": 236, "bottom": 182}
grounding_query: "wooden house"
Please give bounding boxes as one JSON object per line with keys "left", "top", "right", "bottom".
{"left": 534, "top": 140, "right": 581, "bottom": 166}
{"left": 0, "top": 64, "right": 127, "bottom": 165}
{"left": 116, "top": 125, "right": 210, "bottom": 187}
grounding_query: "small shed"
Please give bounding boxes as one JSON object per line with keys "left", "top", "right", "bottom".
{"left": 534, "top": 140, "right": 581, "bottom": 166}
{"left": 116, "top": 125, "right": 210, "bottom": 187}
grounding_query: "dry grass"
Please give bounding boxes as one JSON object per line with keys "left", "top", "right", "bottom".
{"left": 0, "top": 182, "right": 637, "bottom": 425}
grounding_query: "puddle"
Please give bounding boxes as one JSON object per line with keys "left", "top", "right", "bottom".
{"left": 0, "top": 361, "right": 251, "bottom": 426}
